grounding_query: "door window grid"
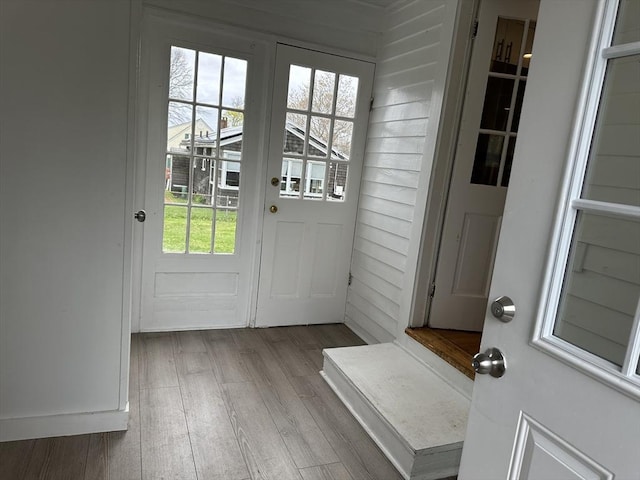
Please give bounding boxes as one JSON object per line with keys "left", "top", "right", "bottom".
{"left": 163, "top": 46, "right": 247, "bottom": 254}
{"left": 471, "top": 17, "right": 536, "bottom": 187}
{"left": 538, "top": 0, "right": 640, "bottom": 394}
{"left": 281, "top": 65, "right": 358, "bottom": 201}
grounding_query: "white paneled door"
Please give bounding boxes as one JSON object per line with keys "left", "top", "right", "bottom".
{"left": 459, "top": 0, "right": 639, "bottom": 477}
{"left": 255, "top": 45, "right": 374, "bottom": 327}
{"left": 429, "top": 0, "right": 539, "bottom": 331}
{"left": 136, "top": 14, "right": 264, "bottom": 331}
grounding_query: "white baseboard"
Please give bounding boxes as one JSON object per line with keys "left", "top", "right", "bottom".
{"left": 0, "top": 405, "right": 129, "bottom": 442}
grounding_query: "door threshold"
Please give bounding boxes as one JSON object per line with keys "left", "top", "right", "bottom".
{"left": 405, "top": 327, "right": 481, "bottom": 380}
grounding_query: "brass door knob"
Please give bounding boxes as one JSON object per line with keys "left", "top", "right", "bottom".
{"left": 269, "top": 205, "right": 278, "bottom": 213}
{"left": 271, "top": 177, "right": 280, "bottom": 187}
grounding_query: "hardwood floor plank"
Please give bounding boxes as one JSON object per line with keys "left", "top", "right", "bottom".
{"left": 108, "top": 335, "right": 142, "bottom": 480}
{"left": 140, "top": 387, "right": 197, "bottom": 480}
{"left": 176, "top": 348, "right": 250, "bottom": 480}
{"left": 290, "top": 375, "right": 402, "bottom": 480}
{"left": 269, "top": 339, "right": 318, "bottom": 378}
{"left": 84, "top": 433, "right": 108, "bottom": 480}
{"left": 172, "top": 330, "right": 208, "bottom": 354}
{"left": 0, "top": 439, "right": 35, "bottom": 479}
{"left": 205, "top": 331, "right": 252, "bottom": 384}
{"left": 222, "top": 381, "right": 302, "bottom": 480}
{"left": 139, "top": 333, "right": 179, "bottom": 389}
{"left": 300, "top": 463, "right": 354, "bottom": 480}
{"left": 241, "top": 348, "right": 339, "bottom": 468}
{"left": 315, "top": 325, "right": 366, "bottom": 348}
{"left": 24, "top": 435, "right": 90, "bottom": 480}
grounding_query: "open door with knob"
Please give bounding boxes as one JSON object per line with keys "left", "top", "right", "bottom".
{"left": 459, "top": 0, "right": 640, "bottom": 476}
{"left": 255, "top": 44, "right": 374, "bottom": 327}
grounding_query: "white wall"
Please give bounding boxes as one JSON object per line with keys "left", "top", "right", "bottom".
{"left": 0, "top": 0, "right": 132, "bottom": 440}
{"left": 346, "top": 0, "right": 459, "bottom": 343}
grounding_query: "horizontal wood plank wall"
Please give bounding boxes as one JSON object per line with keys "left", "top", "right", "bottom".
{"left": 346, "top": 0, "right": 448, "bottom": 343}
{"left": 143, "top": 0, "right": 386, "bottom": 58}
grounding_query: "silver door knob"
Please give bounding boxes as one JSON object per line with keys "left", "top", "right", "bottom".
{"left": 134, "top": 210, "right": 146, "bottom": 222}
{"left": 472, "top": 347, "right": 506, "bottom": 378}
{"left": 491, "top": 295, "right": 515, "bottom": 322}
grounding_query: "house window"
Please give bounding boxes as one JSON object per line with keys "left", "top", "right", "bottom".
{"left": 163, "top": 46, "right": 247, "bottom": 254}
{"left": 538, "top": 0, "right": 640, "bottom": 395}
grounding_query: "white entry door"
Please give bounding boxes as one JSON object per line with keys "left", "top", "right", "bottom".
{"left": 429, "top": 0, "right": 540, "bottom": 331}
{"left": 459, "top": 0, "right": 640, "bottom": 477}
{"left": 136, "top": 13, "right": 264, "bottom": 331}
{"left": 255, "top": 45, "right": 374, "bottom": 327}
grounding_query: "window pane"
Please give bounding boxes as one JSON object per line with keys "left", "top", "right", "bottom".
{"left": 191, "top": 157, "right": 214, "bottom": 206}
{"left": 612, "top": 0, "right": 640, "bottom": 45}
{"left": 163, "top": 205, "right": 187, "bottom": 253}
{"left": 582, "top": 55, "right": 640, "bottom": 207}
{"left": 554, "top": 212, "right": 640, "bottom": 367}
{"left": 169, "top": 47, "right": 195, "bottom": 101}
{"left": 480, "top": 76, "right": 515, "bottom": 131}
{"left": 327, "top": 161, "right": 348, "bottom": 202}
{"left": 167, "top": 102, "right": 193, "bottom": 149}
{"left": 471, "top": 134, "right": 504, "bottom": 185}
{"left": 166, "top": 155, "right": 190, "bottom": 203}
{"left": 304, "top": 161, "right": 325, "bottom": 199}
{"left": 196, "top": 52, "right": 221, "bottom": 105}
{"left": 521, "top": 22, "right": 536, "bottom": 75}
{"left": 284, "top": 113, "right": 307, "bottom": 155}
{"left": 332, "top": 120, "right": 353, "bottom": 160}
{"left": 218, "top": 161, "right": 240, "bottom": 190}
{"left": 287, "top": 65, "right": 311, "bottom": 111}
{"left": 221, "top": 110, "right": 243, "bottom": 160}
{"left": 312, "top": 70, "right": 335, "bottom": 114}
{"left": 222, "top": 57, "right": 247, "bottom": 109}
{"left": 501, "top": 137, "right": 517, "bottom": 187}
{"left": 336, "top": 74, "right": 358, "bottom": 118}
{"left": 510, "top": 80, "right": 527, "bottom": 133}
{"left": 309, "top": 116, "right": 331, "bottom": 158}
{"left": 189, "top": 207, "right": 213, "bottom": 253}
{"left": 490, "top": 18, "right": 525, "bottom": 75}
{"left": 280, "top": 158, "right": 303, "bottom": 198}
{"left": 214, "top": 209, "right": 236, "bottom": 254}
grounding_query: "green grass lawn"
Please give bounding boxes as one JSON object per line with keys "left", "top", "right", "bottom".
{"left": 163, "top": 205, "right": 237, "bottom": 254}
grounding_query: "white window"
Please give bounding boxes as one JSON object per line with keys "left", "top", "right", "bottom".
{"left": 536, "top": 0, "right": 640, "bottom": 396}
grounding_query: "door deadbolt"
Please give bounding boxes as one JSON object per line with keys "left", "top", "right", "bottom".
{"left": 134, "top": 210, "right": 146, "bottom": 223}
{"left": 491, "top": 296, "right": 515, "bottom": 322}
{"left": 472, "top": 347, "right": 506, "bottom": 378}
{"left": 271, "top": 177, "right": 280, "bottom": 187}
{"left": 269, "top": 205, "right": 278, "bottom": 214}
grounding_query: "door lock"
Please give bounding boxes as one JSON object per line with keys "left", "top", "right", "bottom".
{"left": 472, "top": 347, "right": 506, "bottom": 378}
{"left": 491, "top": 296, "right": 515, "bottom": 322}
{"left": 269, "top": 205, "right": 278, "bottom": 214}
{"left": 134, "top": 210, "right": 146, "bottom": 223}
{"left": 271, "top": 177, "right": 280, "bottom": 187}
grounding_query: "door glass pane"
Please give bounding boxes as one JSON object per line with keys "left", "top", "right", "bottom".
{"left": 501, "top": 137, "right": 517, "bottom": 187}
{"left": 287, "top": 65, "right": 312, "bottom": 111}
{"left": 582, "top": 55, "right": 640, "bottom": 207}
{"left": 166, "top": 155, "right": 190, "bottom": 203}
{"left": 327, "top": 161, "right": 348, "bottom": 202}
{"left": 521, "top": 22, "right": 536, "bottom": 75}
{"left": 163, "top": 46, "right": 246, "bottom": 255}
{"left": 169, "top": 46, "right": 195, "bottom": 101}
{"left": 222, "top": 57, "right": 247, "bottom": 109}
{"left": 309, "top": 116, "right": 331, "bottom": 158}
{"left": 163, "top": 205, "right": 187, "bottom": 253}
{"left": 280, "top": 158, "right": 303, "bottom": 198}
{"left": 554, "top": 212, "right": 640, "bottom": 367}
{"left": 510, "top": 80, "right": 527, "bottom": 133}
{"left": 312, "top": 70, "right": 336, "bottom": 114}
{"left": 480, "top": 77, "right": 515, "bottom": 131}
{"left": 189, "top": 207, "right": 213, "bottom": 253}
{"left": 490, "top": 18, "right": 525, "bottom": 74}
{"left": 214, "top": 209, "right": 236, "bottom": 254}
{"left": 304, "top": 161, "right": 325, "bottom": 199}
{"left": 284, "top": 113, "right": 307, "bottom": 155}
{"left": 612, "top": 0, "right": 640, "bottom": 45}
{"left": 196, "top": 52, "right": 221, "bottom": 105}
{"left": 332, "top": 120, "right": 353, "bottom": 160}
{"left": 471, "top": 134, "right": 504, "bottom": 185}
{"left": 336, "top": 74, "right": 358, "bottom": 118}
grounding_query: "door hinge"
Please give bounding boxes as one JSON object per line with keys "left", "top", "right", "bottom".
{"left": 369, "top": 97, "right": 374, "bottom": 112}
{"left": 348, "top": 272, "right": 353, "bottom": 286}
{"left": 429, "top": 282, "right": 436, "bottom": 298}
{"left": 471, "top": 19, "right": 479, "bottom": 40}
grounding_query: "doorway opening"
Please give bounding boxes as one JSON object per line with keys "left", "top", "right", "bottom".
{"left": 407, "top": 0, "right": 540, "bottom": 376}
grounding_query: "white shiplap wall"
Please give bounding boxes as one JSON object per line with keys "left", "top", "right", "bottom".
{"left": 346, "top": 0, "right": 451, "bottom": 343}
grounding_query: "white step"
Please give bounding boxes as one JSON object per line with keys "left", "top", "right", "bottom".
{"left": 321, "top": 343, "right": 470, "bottom": 480}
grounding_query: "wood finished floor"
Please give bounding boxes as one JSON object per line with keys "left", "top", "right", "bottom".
{"left": 0, "top": 325, "right": 405, "bottom": 480}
